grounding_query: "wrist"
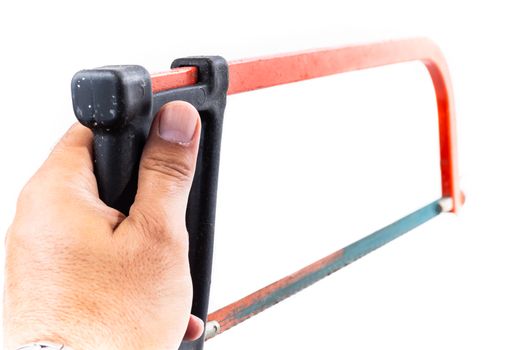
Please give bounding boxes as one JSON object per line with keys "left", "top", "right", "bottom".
{"left": 16, "top": 342, "right": 73, "bottom": 350}
{"left": 5, "top": 320, "right": 161, "bottom": 350}
{"left": 5, "top": 322, "right": 113, "bottom": 350}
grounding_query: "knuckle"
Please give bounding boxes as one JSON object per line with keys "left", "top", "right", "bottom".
{"left": 16, "top": 176, "right": 44, "bottom": 209}
{"left": 130, "top": 208, "right": 189, "bottom": 251}
{"left": 17, "top": 181, "right": 35, "bottom": 206}
{"left": 141, "top": 151, "right": 194, "bottom": 184}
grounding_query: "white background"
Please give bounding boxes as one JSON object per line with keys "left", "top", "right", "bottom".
{"left": 1, "top": 1, "right": 524, "bottom": 349}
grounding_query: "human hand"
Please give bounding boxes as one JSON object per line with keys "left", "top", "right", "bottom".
{"left": 4, "top": 101, "right": 204, "bottom": 350}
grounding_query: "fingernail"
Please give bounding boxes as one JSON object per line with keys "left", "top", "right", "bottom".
{"left": 158, "top": 103, "right": 198, "bottom": 144}
{"left": 195, "top": 316, "right": 205, "bottom": 334}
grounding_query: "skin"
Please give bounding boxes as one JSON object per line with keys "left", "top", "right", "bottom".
{"left": 4, "top": 101, "right": 205, "bottom": 350}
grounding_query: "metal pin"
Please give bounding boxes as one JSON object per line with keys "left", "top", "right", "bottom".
{"left": 438, "top": 196, "right": 453, "bottom": 212}
{"left": 205, "top": 320, "right": 221, "bottom": 341}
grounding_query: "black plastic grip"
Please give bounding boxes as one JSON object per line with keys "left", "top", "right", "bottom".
{"left": 71, "top": 57, "right": 228, "bottom": 350}
{"left": 72, "top": 65, "right": 153, "bottom": 212}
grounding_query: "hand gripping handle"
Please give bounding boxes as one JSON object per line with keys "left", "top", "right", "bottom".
{"left": 71, "top": 57, "right": 228, "bottom": 350}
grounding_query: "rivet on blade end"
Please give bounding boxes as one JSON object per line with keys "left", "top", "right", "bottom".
{"left": 438, "top": 197, "right": 453, "bottom": 212}
{"left": 205, "top": 320, "right": 221, "bottom": 341}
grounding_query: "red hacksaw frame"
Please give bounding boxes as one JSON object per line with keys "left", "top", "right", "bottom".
{"left": 152, "top": 37, "right": 462, "bottom": 338}
{"left": 151, "top": 38, "right": 460, "bottom": 213}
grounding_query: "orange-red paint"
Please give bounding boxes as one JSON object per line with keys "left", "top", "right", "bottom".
{"left": 205, "top": 198, "right": 444, "bottom": 338}
{"left": 151, "top": 66, "right": 198, "bottom": 93}
{"left": 208, "top": 248, "right": 344, "bottom": 334}
{"left": 147, "top": 39, "right": 462, "bottom": 341}
{"left": 150, "top": 38, "right": 461, "bottom": 212}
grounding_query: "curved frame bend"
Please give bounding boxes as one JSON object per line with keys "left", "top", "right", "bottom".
{"left": 227, "top": 38, "right": 461, "bottom": 212}
{"left": 152, "top": 38, "right": 461, "bottom": 211}
{"left": 149, "top": 38, "right": 463, "bottom": 342}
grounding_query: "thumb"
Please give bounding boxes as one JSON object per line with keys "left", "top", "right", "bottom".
{"left": 130, "top": 101, "right": 201, "bottom": 228}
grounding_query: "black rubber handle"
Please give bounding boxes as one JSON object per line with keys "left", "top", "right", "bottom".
{"left": 72, "top": 65, "right": 153, "bottom": 212}
{"left": 71, "top": 57, "right": 228, "bottom": 350}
